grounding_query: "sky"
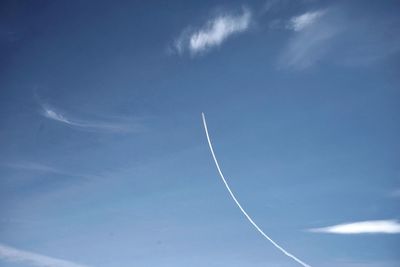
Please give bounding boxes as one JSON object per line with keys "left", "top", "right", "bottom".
{"left": 0, "top": 0, "right": 400, "bottom": 266}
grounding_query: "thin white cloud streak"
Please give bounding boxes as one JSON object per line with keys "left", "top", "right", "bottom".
{"left": 309, "top": 220, "right": 400, "bottom": 234}
{"left": 201, "top": 113, "right": 312, "bottom": 267}
{"left": 288, "top": 11, "right": 325, "bottom": 31}
{"left": 41, "top": 105, "right": 143, "bottom": 133}
{"left": 0, "top": 243, "right": 90, "bottom": 267}
{"left": 174, "top": 9, "right": 251, "bottom": 55}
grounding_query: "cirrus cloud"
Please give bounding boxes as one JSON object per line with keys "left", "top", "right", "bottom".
{"left": 0, "top": 243, "right": 90, "bottom": 267}
{"left": 40, "top": 104, "right": 145, "bottom": 134}
{"left": 173, "top": 8, "right": 251, "bottom": 56}
{"left": 309, "top": 220, "right": 400, "bottom": 234}
{"left": 288, "top": 10, "right": 325, "bottom": 32}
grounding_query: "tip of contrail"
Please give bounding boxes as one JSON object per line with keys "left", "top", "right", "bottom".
{"left": 201, "top": 113, "right": 206, "bottom": 124}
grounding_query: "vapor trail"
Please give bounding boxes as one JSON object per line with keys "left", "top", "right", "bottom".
{"left": 201, "top": 113, "right": 312, "bottom": 267}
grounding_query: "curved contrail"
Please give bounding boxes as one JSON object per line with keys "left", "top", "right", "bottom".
{"left": 201, "top": 113, "right": 312, "bottom": 267}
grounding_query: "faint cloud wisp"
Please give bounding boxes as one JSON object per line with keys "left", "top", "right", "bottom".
{"left": 279, "top": 8, "right": 338, "bottom": 69}
{"left": 0, "top": 243, "right": 91, "bottom": 267}
{"left": 4, "top": 161, "right": 98, "bottom": 181}
{"left": 279, "top": 4, "right": 400, "bottom": 69}
{"left": 40, "top": 104, "right": 144, "bottom": 133}
{"left": 389, "top": 189, "right": 400, "bottom": 198}
{"left": 309, "top": 220, "right": 400, "bottom": 234}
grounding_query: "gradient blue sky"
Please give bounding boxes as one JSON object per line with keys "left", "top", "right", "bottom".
{"left": 1, "top": 1, "right": 400, "bottom": 266}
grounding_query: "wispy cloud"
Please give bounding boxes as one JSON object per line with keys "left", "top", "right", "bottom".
{"left": 279, "top": 8, "right": 340, "bottom": 69}
{"left": 0, "top": 243, "right": 90, "bottom": 267}
{"left": 279, "top": 4, "right": 400, "bottom": 69}
{"left": 43, "top": 108, "right": 71, "bottom": 124}
{"left": 174, "top": 8, "right": 251, "bottom": 55}
{"left": 309, "top": 220, "right": 400, "bottom": 234}
{"left": 288, "top": 11, "right": 325, "bottom": 31}
{"left": 41, "top": 104, "right": 144, "bottom": 133}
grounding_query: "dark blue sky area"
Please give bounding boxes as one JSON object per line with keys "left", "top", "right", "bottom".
{"left": 1, "top": 1, "right": 399, "bottom": 267}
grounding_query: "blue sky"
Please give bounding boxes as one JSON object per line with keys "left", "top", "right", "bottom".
{"left": 1, "top": 0, "right": 399, "bottom": 266}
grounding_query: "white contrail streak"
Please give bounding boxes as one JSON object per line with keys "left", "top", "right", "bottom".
{"left": 201, "top": 113, "right": 312, "bottom": 267}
